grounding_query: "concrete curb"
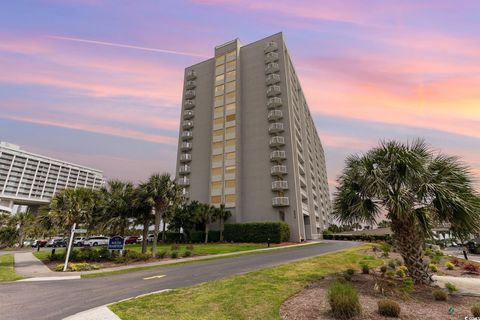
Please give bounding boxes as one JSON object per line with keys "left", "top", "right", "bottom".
{"left": 63, "top": 289, "right": 172, "bottom": 320}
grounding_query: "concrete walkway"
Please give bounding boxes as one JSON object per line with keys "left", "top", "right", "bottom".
{"left": 433, "top": 275, "right": 480, "bottom": 296}
{"left": 14, "top": 252, "right": 54, "bottom": 277}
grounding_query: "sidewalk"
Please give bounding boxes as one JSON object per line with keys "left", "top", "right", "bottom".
{"left": 14, "top": 252, "right": 55, "bottom": 277}
{"left": 443, "top": 248, "right": 480, "bottom": 263}
{"left": 433, "top": 275, "right": 480, "bottom": 296}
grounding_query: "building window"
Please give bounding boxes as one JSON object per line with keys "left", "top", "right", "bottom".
{"left": 215, "top": 65, "right": 224, "bottom": 75}
{"left": 215, "top": 55, "right": 225, "bottom": 65}
{"left": 226, "top": 92, "right": 235, "bottom": 102}
{"left": 226, "top": 103, "right": 236, "bottom": 111}
{"left": 226, "top": 50, "right": 236, "bottom": 60}
{"left": 225, "top": 194, "right": 236, "bottom": 203}
{"left": 226, "top": 114, "right": 236, "bottom": 122}
{"left": 225, "top": 180, "right": 235, "bottom": 188}
{"left": 226, "top": 60, "right": 236, "bottom": 71}
{"left": 211, "top": 181, "right": 222, "bottom": 189}
{"left": 225, "top": 152, "right": 236, "bottom": 160}
{"left": 225, "top": 165, "right": 235, "bottom": 175}
{"left": 215, "top": 74, "right": 225, "bottom": 82}
{"left": 215, "top": 84, "right": 224, "bottom": 93}
{"left": 213, "top": 129, "right": 223, "bottom": 137}
{"left": 226, "top": 127, "right": 235, "bottom": 135}
{"left": 211, "top": 196, "right": 222, "bottom": 204}
{"left": 213, "top": 118, "right": 223, "bottom": 126}
{"left": 226, "top": 70, "right": 236, "bottom": 79}
{"left": 212, "top": 141, "right": 223, "bottom": 150}
{"left": 215, "top": 96, "right": 224, "bottom": 106}
{"left": 211, "top": 167, "right": 223, "bottom": 176}
{"left": 225, "top": 139, "right": 235, "bottom": 147}
{"left": 214, "top": 106, "right": 224, "bottom": 118}
{"left": 212, "top": 154, "right": 223, "bottom": 162}
{"left": 226, "top": 81, "right": 236, "bottom": 92}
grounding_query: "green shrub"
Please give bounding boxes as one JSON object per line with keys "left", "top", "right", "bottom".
{"left": 69, "top": 262, "right": 99, "bottom": 271}
{"left": 171, "top": 243, "right": 180, "bottom": 251}
{"left": 327, "top": 281, "right": 361, "bottom": 319}
{"left": 378, "top": 299, "right": 401, "bottom": 317}
{"left": 183, "top": 250, "right": 192, "bottom": 257}
{"left": 224, "top": 221, "right": 290, "bottom": 243}
{"left": 433, "top": 289, "right": 447, "bottom": 301}
{"left": 97, "top": 247, "right": 111, "bottom": 260}
{"left": 386, "top": 270, "right": 395, "bottom": 278}
{"left": 395, "top": 268, "right": 406, "bottom": 278}
{"left": 472, "top": 303, "right": 480, "bottom": 317}
{"left": 55, "top": 264, "right": 64, "bottom": 271}
{"left": 429, "top": 263, "right": 438, "bottom": 272}
{"left": 170, "top": 251, "right": 178, "bottom": 259}
{"left": 360, "top": 263, "right": 370, "bottom": 274}
{"left": 445, "top": 262, "right": 455, "bottom": 270}
{"left": 388, "top": 260, "right": 396, "bottom": 269}
{"left": 189, "top": 230, "right": 221, "bottom": 243}
{"left": 343, "top": 268, "right": 355, "bottom": 281}
{"left": 444, "top": 282, "right": 457, "bottom": 294}
{"left": 402, "top": 277, "right": 414, "bottom": 292}
{"left": 380, "top": 265, "right": 387, "bottom": 274}
{"left": 186, "top": 244, "right": 194, "bottom": 251}
{"left": 322, "top": 233, "right": 392, "bottom": 242}
{"left": 157, "top": 251, "right": 167, "bottom": 259}
{"left": 380, "top": 242, "right": 392, "bottom": 257}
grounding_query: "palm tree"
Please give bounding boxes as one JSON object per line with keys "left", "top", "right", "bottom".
{"left": 215, "top": 204, "right": 231, "bottom": 242}
{"left": 333, "top": 139, "right": 480, "bottom": 284}
{"left": 169, "top": 200, "right": 200, "bottom": 242}
{"left": 98, "top": 180, "right": 135, "bottom": 236}
{"left": 47, "top": 188, "right": 97, "bottom": 240}
{"left": 132, "top": 187, "right": 154, "bottom": 254}
{"left": 196, "top": 203, "right": 217, "bottom": 243}
{"left": 140, "top": 173, "right": 182, "bottom": 257}
{"left": 14, "top": 211, "right": 34, "bottom": 247}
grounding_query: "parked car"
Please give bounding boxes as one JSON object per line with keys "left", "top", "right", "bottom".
{"left": 136, "top": 234, "right": 155, "bottom": 243}
{"left": 136, "top": 235, "right": 143, "bottom": 244}
{"left": 84, "top": 236, "right": 109, "bottom": 247}
{"left": 467, "top": 238, "right": 480, "bottom": 254}
{"left": 22, "top": 239, "right": 34, "bottom": 247}
{"left": 31, "top": 240, "right": 47, "bottom": 248}
{"left": 47, "top": 238, "right": 67, "bottom": 247}
{"left": 73, "top": 237, "right": 86, "bottom": 247}
{"left": 125, "top": 236, "right": 139, "bottom": 245}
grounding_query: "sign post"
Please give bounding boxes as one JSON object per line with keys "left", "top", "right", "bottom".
{"left": 108, "top": 236, "right": 125, "bottom": 255}
{"left": 63, "top": 222, "right": 76, "bottom": 272}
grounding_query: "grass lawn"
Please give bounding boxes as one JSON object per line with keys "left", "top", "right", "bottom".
{"left": 0, "top": 254, "right": 25, "bottom": 282}
{"left": 34, "top": 243, "right": 269, "bottom": 262}
{"left": 109, "top": 245, "right": 381, "bottom": 320}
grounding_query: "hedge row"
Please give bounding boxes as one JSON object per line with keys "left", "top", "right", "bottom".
{"left": 224, "top": 222, "right": 290, "bottom": 243}
{"left": 323, "top": 233, "right": 392, "bottom": 242}
{"left": 189, "top": 231, "right": 220, "bottom": 243}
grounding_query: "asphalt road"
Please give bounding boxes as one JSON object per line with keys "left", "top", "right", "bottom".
{"left": 0, "top": 241, "right": 358, "bottom": 320}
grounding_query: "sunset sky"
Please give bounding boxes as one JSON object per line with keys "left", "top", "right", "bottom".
{"left": 0, "top": 0, "right": 479, "bottom": 192}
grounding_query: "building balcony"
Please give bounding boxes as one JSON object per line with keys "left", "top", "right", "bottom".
{"left": 178, "top": 177, "right": 190, "bottom": 186}
{"left": 180, "top": 153, "right": 192, "bottom": 163}
{"left": 266, "top": 85, "right": 281, "bottom": 97}
{"left": 185, "top": 90, "right": 196, "bottom": 99}
{"left": 266, "top": 74, "right": 281, "bottom": 85}
{"left": 184, "top": 100, "right": 195, "bottom": 109}
{"left": 265, "top": 51, "right": 279, "bottom": 63}
{"left": 183, "top": 191, "right": 190, "bottom": 199}
{"left": 182, "top": 120, "right": 194, "bottom": 130}
{"left": 265, "top": 62, "right": 279, "bottom": 74}
{"left": 272, "top": 196, "right": 289, "bottom": 207}
{"left": 270, "top": 150, "right": 286, "bottom": 161}
{"left": 272, "top": 180, "right": 288, "bottom": 191}
{"left": 180, "top": 142, "right": 192, "bottom": 151}
{"left": 268, "top": 109, "right": 283, "bottom": 121}
{"left": 185, "top": 80, "right": 196, "bottom": 89}
{"left": 184, "top": 110, "right": 194, "bottom": 119}
{"left": 181, "top": 131, "right": 193, "bottom": 140}
{"left": 267, "top": 97, "right": 282, "bottom": 109}
{"left": 269, "top": 136, "right": 285, "bottom": 148}
{"left": 186, "top": 70, "right": 197, "bottom": 80}
{"left": 271, "top": 165, "right": 287, "bottom": 176}
{"left": 264, "top": 41, "right": 278, "bottom": 53}
{"left": 178, "top": 165, "right": 191, "bottom": 175}
{"left": 268, "top": 122, "right": 284, "bottom": 134}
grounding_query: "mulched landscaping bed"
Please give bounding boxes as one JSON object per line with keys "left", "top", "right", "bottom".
{"left": 281, "top": 273, "right": 480, "bottom": 320}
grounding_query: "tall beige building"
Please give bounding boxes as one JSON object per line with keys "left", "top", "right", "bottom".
{"left": 176, "top": 33, "right": 332, "bottom": 241}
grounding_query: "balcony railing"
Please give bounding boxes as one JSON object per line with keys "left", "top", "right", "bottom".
{"left": 266, "top": 74, "right": 280, "bottom": 85}
{"left": 267, "top": 109, "right": 283, "bottom": 121}
{"left": 186, "top": 70, "right": 197, "bottom": 80}
{"left": 181, "top": 131, "right": 193, "bottom": 140}
{"left": 184, "top": 100, "right": 195, "bottom": 109}
{"left": 180, "top": 153, "right": 192, "bottom": 162}
{"left": 182, "top": 120, "right": 194, "bottom": 130}
{"left": 185, "top": 90, "right": 196, "bottom": 99}
{"left": 265, "top": 62, "right": 279, "bottom": 74}
{"left": 178, "top": 178, "right": 190, "bottom": 186}
{"left": 265, "top": 51, "right": 279, "bottom": 63}
{"left": 271, "top": 165, "right": 287, "bottom": 176}
{"left": 267, "top": 97, "right": 282, "bottom": 109}
{"left": 185, "top": 80, "right": 196, "bottom": 89}
{"left": 269, "top": 136, "right": 285, "bottom": 147}
{"left": 180, "top": 142, "right": 192, "bottom": 151}
{"left": 264, "top": 41, "right": 278, "bottom": 53}
{"left": 268, "top": 122, "right": 284, "bottom": 134}
{"left": 272, "top": 180, "right": 288, "bottom": 191}
{"left": 184, "top": 110, "right": 194, "bottom": 119}
{"left": 179, "top": 165, "right": 191, "bottom": 175}
{"left": 266, "top": 85, "right": 281, "bottom": 97}
{"left": 270, "top": 150, "right": 286, "bottom": 161}
{"left": 272, "top": 197, "right": 289, "bottom": 207}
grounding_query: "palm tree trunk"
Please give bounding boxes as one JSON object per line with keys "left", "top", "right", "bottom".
{"left": 205, "top": 223, "right": 209, "bottom": 244}
{"left": 161, "top": 217, "right": 167, "bottom": 243}
{"left": 152, "top": 208, "right": 160, "bottom": 257}
{"left": 391, "top": 218, "right": 432, "bottom": 284}
{"left": 142, "top": 217, "right": 149, "bottom": 254}
{"left": 220, "top": 218, "right": 224, "bottom": 242}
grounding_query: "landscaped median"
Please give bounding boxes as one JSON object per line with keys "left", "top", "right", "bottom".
{"left": 0, "top": 254, "right": 25, "bottom": 282}
{"left": 108, "top": 244, "right": 380, "bottom": 320}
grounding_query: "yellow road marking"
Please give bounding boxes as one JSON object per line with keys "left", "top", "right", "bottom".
{"left": 143, "top": 275, "right": 166, "bottom": 280}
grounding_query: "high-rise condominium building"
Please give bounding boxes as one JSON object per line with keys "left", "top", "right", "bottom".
{"left": 175, "top": 33, "right": 332, "bottom": 241}
{"left": 0, "top": 141, "right": 105, "bottom": 213}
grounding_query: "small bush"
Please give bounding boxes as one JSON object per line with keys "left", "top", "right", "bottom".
{"left": 69, "top": 262, "right": 99, "bottom": 271}
{"left": 429, "top": 263, "right": 438, "bottom": 272}
{"left": 433, "top": 289, "right": 447, "bottom": 301}
{"left": 380, "top": 265, "right": 387, "bottom": 274}
{"left": 451, "top": 257, "right": 461, "bottom": 266}
{"left": 381, "top": 242, "right": 392, "bottom": 257}
{"left": 386, "top": 270, "right": 395, "bottom": 278}
{"left": 403, "top": 277, "right": 414, "bottom": 291}
{"left": 171, "top": 243, "right": 180, "bottom": 251}
{"left": 327, "top": 281, "right": 361, "bottom": 319}
{"left": 183, "top": 250, "right": 192, "bottom": 257}
{"left": 472, "top": 303, "right": 480, "bottom": 317}
{"left": 378, "top": 299, "right": 401, "bottom": 317}
{"left": 395, "top": 268, "right": 406, "bottom": 278}
{"left": 372, "top": 245, "right": 378, "bottom": 252}
{"left": 157, "top": 251, "right": 167, "bottom": 259}
{"left": 224, "top": 221, "right": 290, "bottom": 243}
{"left": 388, "top": 260, "right": 396, "bottom": 269}
{"left": 444, "top": 282, "right": 457, "bottom": 294}
{"left": 170, "top": 251, "right": 178, "bottom": 259}
{"left": 360, "top": 263, "right": 370, "bottom": 274}
{"left": 463, "top": 262, "right": 480, "bottom": 274}
{"left": 186, "top": 244, "right": 194, "bottom": 251}
{"left": 55, "top": 264, "right": 64, "bottom": 271}
{"left": 445, "top": 262, "right": 455, "bottom": 270}
{"left": 344, "top": 268, "right": 355, "bottom": 281}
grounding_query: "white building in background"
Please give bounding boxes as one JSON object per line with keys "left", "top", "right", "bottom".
{"left": 0, "top": 141, "right": 105, "bottom": 213}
